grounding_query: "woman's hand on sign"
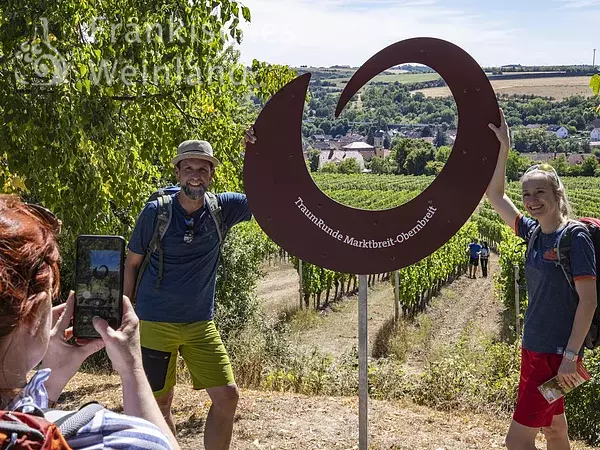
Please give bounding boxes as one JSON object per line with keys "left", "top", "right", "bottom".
{"left": 243, "top": 125, "right": 257, "bottom": 146}
{"left": 488, "top": 108, "right": 510, "bottom": 156}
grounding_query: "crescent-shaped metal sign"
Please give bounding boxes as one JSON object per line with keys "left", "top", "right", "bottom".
{"left": 244, "top": 37, "right": 499, "bottom": 275}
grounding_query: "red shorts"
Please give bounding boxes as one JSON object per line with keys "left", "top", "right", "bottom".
{"left": 513, "top": 348, "right": 566, "bottom": 428}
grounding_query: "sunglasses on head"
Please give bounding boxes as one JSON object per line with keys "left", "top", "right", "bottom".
{"left": 525, "top": 163, "right": 557, "bottom": 174}
{"left": 25, "top": 203, "right": 62, "bottom": 235}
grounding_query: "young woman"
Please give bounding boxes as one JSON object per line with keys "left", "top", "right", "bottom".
{"left": 0, "top": 195, "right": 180, "bottom": 449}
{"left": 487, "top": 110, "right": 597, "bottom": 450}
{"left": 480, "top": 242, "right": 490, "bottom": 278}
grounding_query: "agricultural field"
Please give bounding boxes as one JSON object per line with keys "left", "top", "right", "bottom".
{"left": 416, "top": 75, "right": 594, "bottom": 100}
{"left": 327, "top": 72, "right": 440, "bottom": 88}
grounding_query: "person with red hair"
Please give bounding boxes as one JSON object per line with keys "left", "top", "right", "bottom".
{"left": 0, "top": 194, "right": 179, "bottom": 449}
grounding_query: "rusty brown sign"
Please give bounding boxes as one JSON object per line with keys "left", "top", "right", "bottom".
{"left": 244, "top": 37, "right": 499, "bottom": 274}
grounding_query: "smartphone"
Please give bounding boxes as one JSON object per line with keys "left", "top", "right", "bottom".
{"left": 74, "top": 235, "right": 125, "bottom": 339}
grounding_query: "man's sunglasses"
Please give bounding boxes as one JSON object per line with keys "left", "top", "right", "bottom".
{"left": 184, "top": 217, "right": 194, "bottom": 244}
{"left": 25, "top": 203, "right": 62, "bottom": 235}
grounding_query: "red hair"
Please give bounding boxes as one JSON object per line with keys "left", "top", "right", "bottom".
{"left": 0, "top": 195, "right": 60, "bottom": 340}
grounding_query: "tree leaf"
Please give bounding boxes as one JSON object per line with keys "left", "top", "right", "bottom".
{"left": 241, "top": 6, "right": 251, "bottom": 22}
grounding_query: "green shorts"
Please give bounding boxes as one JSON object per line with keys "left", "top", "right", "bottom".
{"left": 140, "top": 320, "right": 235, "bottom": 397}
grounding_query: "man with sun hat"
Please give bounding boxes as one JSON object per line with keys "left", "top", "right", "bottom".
{"left": 124, "top": 138, "right": 252, "bottom": 449}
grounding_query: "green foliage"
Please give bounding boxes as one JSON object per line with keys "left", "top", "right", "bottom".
{"left": 214, "top": 221, "right": 276, "bottom": 341}
{"left": 549, "top": 154, "right": 571, "bottom": 176}
{"left": 404, "top": 145, "right": 435, "bottom": 175}
{"left": 565, "top": 351, "right": 600, "bottom": 445}
{"left": 496, "top": 225, "right": 527, "bottom": 338}
{"left": 581, "top": 155, "right": 599, "bottom": 176}
{"left": 435, "top": 145, "right": 452, "bottom": 163}
{"left": 307, "top": 149, "right": 320, "bottom": 172}
{"left": 412, "top": 331, "right": 521, "bottom": 414}
{"left": 391, "top": 138, "right": 436, "bottom": 175}
{"left": 337, "top": 157, "right": 360, "bottom": 174}
{"left": 320, "top": 161, "right": 339, "bottom": 173}
{"left": 506, "top": 150, "right": 532, "bottom": 181}
{"left": 0, "top": 1, "right": 295, "bottom": 295}
{"left": 424, "top": 160, "right": 444, "bottom": 175}
{"left": 512, "top": 128, "right": 589, "bottom": 154}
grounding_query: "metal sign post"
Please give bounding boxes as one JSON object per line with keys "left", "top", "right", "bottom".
{"left": 358, "top": 275, "right": 368, "bottom": 450}
{"left": 394, "top": 270, "right": 400, "bottom": 324}
{"left": 299, "top": 259, "right": 303, "bottom": 309}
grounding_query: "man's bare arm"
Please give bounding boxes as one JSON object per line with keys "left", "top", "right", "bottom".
{"left": 124, "top": 251, "right": 144, "bottom": 300}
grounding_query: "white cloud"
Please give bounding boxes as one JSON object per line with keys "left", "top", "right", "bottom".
{"left": 237, "top": 0, "right": 520, "bottom": 67}
{"left": 236, "top": 0, "right": 600, "bottom": 67}
{"left": 556, "top": 0, "right": 600, "bottom": 8}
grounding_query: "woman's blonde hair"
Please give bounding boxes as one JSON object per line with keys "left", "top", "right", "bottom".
{"left": 520, "top": 164, "right": 572, "bottom": 220}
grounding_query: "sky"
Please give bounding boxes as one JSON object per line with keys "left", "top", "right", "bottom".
{"left": 237, "top": 0, "right": 600, "bottom": 68}
{"left": 90, "top": 250, "right": 121, "bottom": 272}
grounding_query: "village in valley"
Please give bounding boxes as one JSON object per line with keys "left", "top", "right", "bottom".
{"left": 297, "top": 64, "right": 600, "bottom": 176}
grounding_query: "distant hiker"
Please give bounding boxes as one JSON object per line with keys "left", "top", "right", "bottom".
{"left": 0, "top": 195, "right": 178, "bottom": 450}
{"left": 487, "top": 109, "right": 597, "bottom": 450}
{"left": 467, "top": 238, "right": 481, "bottom": 278}
{"left": 124, "top": 136, "right": 254, "bottom": 448}
{"left": 480, "top": 242, "right": 491, "bottom": 278}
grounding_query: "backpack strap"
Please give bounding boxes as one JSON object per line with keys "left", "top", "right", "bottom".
{"left": 204, "top": 192, "right": 226, "bottom": 249}
{"left": 525, "top": 224, "right": 542, "bottom": 259}
{"left": 204, "top": 192, "right": 228, "bottom": 281}
{"left": 133, "top": 194, "right": 173, "bottom": 299}
{"left": 50, "top": 402, "right": 104, "bottom": 438}
{"left": 555, "top": 221, "right": 590, "bottom": 293}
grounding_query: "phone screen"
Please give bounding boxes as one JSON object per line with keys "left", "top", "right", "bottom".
{"left": 74, "top": 235, "right": 125, "bottom": 339}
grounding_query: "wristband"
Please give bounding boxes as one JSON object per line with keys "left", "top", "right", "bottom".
{"left": 563, "top": 350, "right": 578, "bottom": 362}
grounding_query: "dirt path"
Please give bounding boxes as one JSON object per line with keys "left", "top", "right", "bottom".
{"left": 259, "top": 254, "right": 502, "bottom": 366}
{"left": 289, "top": 281, "right": 395, "bottom": 357}
{"left": 61, "top": 372, "right": 594, "bottom": 450}
{"left": 404, "top": 253, "right": 502, "bottom": 373}
{"left": 257, "top": 261, "right": 299, "bottom": 319}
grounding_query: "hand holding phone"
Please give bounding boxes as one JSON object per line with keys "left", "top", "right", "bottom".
{"left": 74, "top": 235, "right": 125, "bottom": 339}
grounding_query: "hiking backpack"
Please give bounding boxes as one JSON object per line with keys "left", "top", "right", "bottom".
{"left": 525, "top": 217, "right": 600, "bottom": 350}
{"left": 133, "top": 186, "right": 228, "bottom": 299}
{"left": 0, "top": 402, "right": 104, "bottom": 450}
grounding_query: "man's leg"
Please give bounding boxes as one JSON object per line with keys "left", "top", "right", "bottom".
{"left": 180, "top": 320, "right": 238, "bottom": 450}
{"left": 505, "top": 419, "right": 540, "bottom": 450}
{"left": 139, "top": 321, "right": 180, "bottom": 435}
{"left": 205, "top": 384, "right": 239, "bottom": 450}
{"left": 542, "top": 414, "right": 570, "bottom": 450}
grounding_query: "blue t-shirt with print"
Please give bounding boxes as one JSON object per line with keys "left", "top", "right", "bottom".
{"left": 129, "top": 192, "right": 252, "bottom": 323}
{"left": 517, "top": 215, "right": 596, "bottom": 354}
{"left": 468, "top": 243, "right": 481, "bottom": 258}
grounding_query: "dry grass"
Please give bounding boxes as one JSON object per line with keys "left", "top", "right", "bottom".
{"left": 416, "top": 76, "right": 594, "bottom": 100}
{"left": 54, "top": 372, "right": 596, "bottom": 450}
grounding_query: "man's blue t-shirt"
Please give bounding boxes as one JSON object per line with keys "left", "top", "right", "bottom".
{"left": 128, "top": 192, "right": 252, "bottom": 323}
{"left": 468, "top": 243, "right": 481, "bottom": 258}
{"left": 517, "top": 215, "right": 596, "bottom": 354}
